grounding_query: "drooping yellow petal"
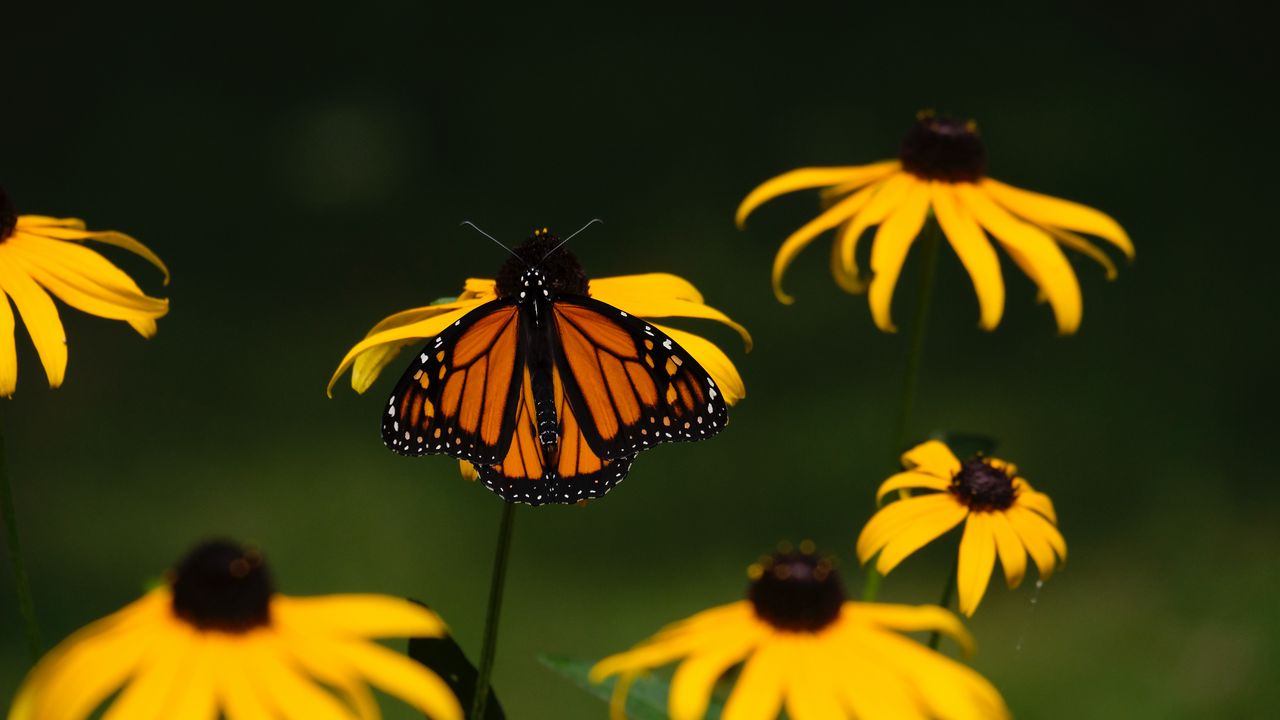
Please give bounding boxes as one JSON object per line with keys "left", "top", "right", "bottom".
{"left": 277, "top": 635, "right": 379, "bottom": 720}
{"left": 770, "top": 182, "right": 879, "bottom": 304}
{"left": 784, "top": 644, "right": 844, "bottom": 720}
{"left": 209, "top": 637, "right": 276, "bottom": 720}
{"left": 653, "top": 324, "right": 746, "bottom": 405}
{"left": 0, "top": 290, "right": 16, "bottom": 397}
{"left": 868, "top": 631, "right": 1009, "bottom": 720}
{"left": 868, "top": 178, "right": 931, "bottom": 332}
{"left": 875, "top": 501, "right": 968, "bottom": 574}
{"left": 981, "top": 178, "right": 1133, "bottom": 258}
{"left": 668, "top": 634, "right": 759, "bottom": 720}
{"left": 828, "top": 219, "right": 869, "bottom": 293}
{"left": 1014, "top": 479, "right": 1058, "bottom": 523}
{"left": 0, "top": 254, "right": 67, "bottom": 388}
{"left": 857, "top": 494, "right": 956, "bottom": 563}
{"left": 721, "top": 642, "right": 790, "bottom": 720}
{"left": 591, "top": 605, "right": 756, "bottom": 681}
{"left": 988, "top": 511, "right": 1027, "bottom": 590}
{"left": 274, "top": 595, "right": 446, "bottom": 639}
{"left": 833, "top": 174, "right": 915, "bottom": 292}
{"left": 100, "top": 622, "right": 195, "bottom": 720}
{"left": 1043, "top": 225, "right": 1118, "bottom": 280}
{"left": 13, "top": 216, "right": 87, "bottom": 230}
{"left": 818, "top": 161, "right": 903, "bottom": 202}
{"left": 328, "top": 302, "right": 482, "bottom": 396}
{"left": 15, "top": 219, "right": 171, "bottom": 284}
{"left": 589, "top": 283, "right": 752, "bottom": 352}
{"left": 875, "top": 471, "right": 950, "bottom": 503}
{"left": 833, "top": 641, "right": 923, "bottom": 720}
{"left": 339, "top": 639, "right": 463, "bottom": 720}
{"left": 931, "top": 182, "right": 1005, "bottom": 330}
{"left": 243, "top": 634, "right": 355, "bottom": 720}
{"left": 900, "top": 440, "right": 960, "bottom": 476}
{"left": 31, "top": 620, "right": 157, "bottom": 720}
{"left": 589, "top": 273, "right": 706, "bottom": 304}
{"left": 164, "top": 636, "right": 218, "bottom": 720}
{"left": 1005, "top": 506, "right": 1062, "bottom": 580}
{"left": 848, "top": 603, "right": 974, "bottom": 658}
{"left": 459, "top": 460, "right": 479, "bottom": 481}
{"left": 958, "top": 184, "right": 1083, "bottom": 334}
{"left": 735, "top": 162, "right": 899, "bottom": 228}
{"left": 608, "top": 672, "right": 638, "bottom": 720}
{"left": 956, "top": 514, "right": 997, "bottom": 616}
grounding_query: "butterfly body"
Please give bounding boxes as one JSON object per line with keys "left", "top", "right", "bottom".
{"left": 383, "top": 229, "right": 728, "bottom": 505}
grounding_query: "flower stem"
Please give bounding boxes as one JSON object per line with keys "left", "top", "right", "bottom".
{"left": 0, "top": 428, "right": 42, "bottom": 660}
{"left": 863, "top": 221, "right": 943, "bottom": 602}
{"left": 471, "top": 500, "right": 516, "bottom": 719}
{"left": 929, "top": 560, "right": 958, "bottom": 650}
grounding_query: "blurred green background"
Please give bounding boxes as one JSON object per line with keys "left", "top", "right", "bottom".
{"left": 2, "top": 2, "right": 1275, "bottom": 717}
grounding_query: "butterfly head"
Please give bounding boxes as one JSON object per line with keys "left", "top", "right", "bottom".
{"left": 494, "top": 227, "right": 590, "bottom": 299}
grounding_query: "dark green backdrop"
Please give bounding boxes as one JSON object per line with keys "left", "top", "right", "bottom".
{"left": 2, "top": 2, "right": 1274, "bottom": 717}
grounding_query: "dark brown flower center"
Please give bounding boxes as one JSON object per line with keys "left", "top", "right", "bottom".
{"left": 0, "top": 186, "right": 17, "bottom": 242}
{"left": 899, "top": 112, "right": 987, "bottom": 183}
{"left": 949, "top": 457, "right": 1017, "bottom": 511}
{"left": 494, "top": 228, "right": 589, "bottom": 299}
{"left": 170, "top": 540, "right": 274, "bottom": 632}
{"left": 747, "top": 548, "right": 844, "bottom": 633}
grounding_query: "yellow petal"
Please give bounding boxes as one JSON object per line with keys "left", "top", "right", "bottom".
{"left": 875, "top": 471, "right": 950, "bottom": 503}
{"left": 857, "top": 494, "right": 955, "bottom": 563}
{"left": 277, "top": 635, "right": 379, "bottom": 720}
{"left": 828, "top": 219, "right": 869, "bottom": 293}
{"left": 784, "top": 647, "right": 844, "bottom": 720}
{"left": 653, "top": 324, "right": 746, "bottom": 405}
{"left": 1013, "top": 478, "right": 1057, "bottom": 523}
{"left": 14, "top": 216, "right": 86, "bottom": 230}
{"left": 244, "top": 634, "right": 355, "bottom": 720}
{"left": 164, "top": 636, "right": 218, "bottom": 720}
{"left": 1043, "top": 225, "right": 1119, "bottom": 280}
{"left": 982, "top": 178, "right": 1133, "bottom": 258}
{"left": 770, "top": 182, "right": 879, "bottom": 304}
{"left": 956, "top": 514, "right": 997, "bottom": 616}
{"left": 818, "top": 160, "right": 903, "bottom": 202}
{"left": 209, "top": 637, "right": 276, "bottom": 720}
{"left": 958, "top": 185, "right": 1083, "bottom": 334}
{"left": 589, "top": 273, "right": 705, "bottom": 304}
{"left": 608, "top": 672, "right": 638, "bottom": 720}
{"left": 668, "top": 634, "right": 758, "bottom": 720}
{"left": 0, "top": 253, "right": 67, "bottom": 388}
{"left": 868, "top": 178, "right": 931, "bottom": 332}
{"left": 100, "top": 624, "right": 194, "bottom": 720}
{"left": 591, "top": 605, "right": 754, "bottom": 681}
{"left": 875, "top": 501, "right": 968, "bottom": 575}
{"left": 735, "top": 162, "right": 899, "bottom": 228}
{"left": 833, "top": 641, "right": 923, "bottom": 720}
{"left": 0, "top": 289, "right": 16, "bottom": 397}
{"left": 846, "top": 602, "right": 975, "bottom": 657}
{"left": 339, "top": 639, "right": 463, "bottom": 720}
{"left": 459, "top": 460, "right": 479, "bottom": 481}
{"left": 931, "top": 182, "right": 1005, "bottom": 330}
{"left": 865, "top": 631, "right": 1008, "bottom": 720}
{"left": 988, "top": 511, "right": 1027, "bottom": 590}
{"left": 721, "top": 642, "right": 789, "bottom": 720}
{"left": 900, "top": 440, "right": 960, "bottom": 476}
{"left": 589, "top": 284, "right": 752, "bottom": 352}
{"left": 15, "top": 220, "right": 170, "bottom": 284}
{"left": 327, "top": 302, "right": 482, "bottom": 396}
{"left": 1005, "top": 506, "right": 1063, "bottom": 580}
{"left": 834, "top": 173, "right": 914, "bottom": 283}
{"left": 274, "top": 594, "right": 446, "bottom": 639}
{"left": 33, "top": 620, "right": 157, "bottom": 720}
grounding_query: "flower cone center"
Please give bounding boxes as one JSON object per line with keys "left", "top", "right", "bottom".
{"left": 747, "top": 551, "right": 844, "bottom": 632}
{"left": 171, "top": 540, "right": 274, "bottom": 632}
{"left": 0, "top": 186, "right": 17, "bottom": 242}
{"left": 899, "top": 113, "right": 987, "bottom": 183}
{"left": 494, "top": 228, "right": 589, "bottom": 298}
{"left": 950, "top": 458, "right": 1016, "bottom": 511}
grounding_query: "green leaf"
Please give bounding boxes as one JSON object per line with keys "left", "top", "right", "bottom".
{"left": 540, "top": 655, "right": 728, "bottom": 720}
{"left": 406, "top": 600, "right": 505, "bottom": 719}
{"left": 931, "top": 431, "right": 999, "bottom": 460}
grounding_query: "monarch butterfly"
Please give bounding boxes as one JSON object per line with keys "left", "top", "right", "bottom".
{"left": 383, "top": 227, "right": 729, "bottom": 505}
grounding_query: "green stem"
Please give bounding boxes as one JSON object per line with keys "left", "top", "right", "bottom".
{"left": 471, "top": 501, "right": 516, "bottom": 719}
{"left": 928, "top": 560, "right": 958, "bottom": 650}
{"left": 0, "top": 428, "right": 42, "bottom": 660}
{"left": 863, "top": 221, "right": 942, "bottom": 602}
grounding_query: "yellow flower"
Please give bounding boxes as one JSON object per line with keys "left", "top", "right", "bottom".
{"left": 857, "top": 440, "right": 1067, "bottom": 616}
{"left": 0, "top": 186, "right": 169, "bottom": 396}
{"left": 736, "top": 112, "right": 1133, "bottom": 334}
{"left": 8, "top": 540, "right": 463, "bottom": 720}
{"left": 328, "top": 273, "right": 751, "bottom": 403}
{"left": 591, "top": 546, "right": 1008, "bottom": 720}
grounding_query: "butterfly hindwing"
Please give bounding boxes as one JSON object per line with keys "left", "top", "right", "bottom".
{"left": 549, "top": 295, "right": 729, "bottom": 461}
{"left": 382, "top": 299, "right": 524, "bottom": 465}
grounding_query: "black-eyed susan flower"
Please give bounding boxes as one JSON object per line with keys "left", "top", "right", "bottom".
{"left": 591, "top": 545, "right": 1009, "bottom": 720}
{"left": 736, "top": 112, "right": 1133, "bottom": 334}
{"left": 8, "top": 540, "right": 463, "bottom": 720}
{"left": 0, "top": 185, "right": 169, "bottom": 396}
{"left": 857, "top": 440, "right": 1067, "bottom": 617}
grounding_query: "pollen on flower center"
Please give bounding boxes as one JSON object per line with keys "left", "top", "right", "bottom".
{"left": 0, "top": 185, "right": 17, "bottom": 241}
{"left": 170, "top": 539, "right": 274, "bottom": 632}
{"left": 747, "top": 547, "right": 844, "bottom": 632}
{"left": 494, "top": 228, "right": 590, "bottom": 298}
{"left": 949, "top": 458, "right": 1017, "bottom": 511}
{"left": 899, "top": 112, "right": 987, "bottom": 183}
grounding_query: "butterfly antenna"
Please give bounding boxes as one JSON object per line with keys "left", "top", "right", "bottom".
{"left": 541, "top": 218, "right": 603, "bottom": 262}
{"left": 460, "top": 221, "right": 524, "bottom": 264}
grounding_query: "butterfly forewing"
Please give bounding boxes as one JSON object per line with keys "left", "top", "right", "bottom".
{"left": 549, "top": 295, "right": 729, "bottom": 460}
{"left": 382, "top": 299, "right": 524, "bottom": 464}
